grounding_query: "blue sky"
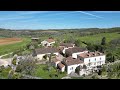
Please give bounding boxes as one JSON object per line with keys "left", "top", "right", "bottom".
{"left": 0, "top": 11, "right": 120, "bottom": 30}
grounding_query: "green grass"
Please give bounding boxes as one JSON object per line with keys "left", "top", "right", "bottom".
{"left": 0, "top": 38, "right": 31, "bottom": 55}
{"left": 77, "top": 32, "right": 120, "bottom": 44}
{"left": 0, "top": 66, "right": 12, "bottom": 79}
{"left": 32, "top": 64, "right": 67, "bottom": 79}
{"left": 1, "top": 53, "right": 13, "bottom": 59}
{"left": 54, "top": 32, "right": 120, "bottom": 47}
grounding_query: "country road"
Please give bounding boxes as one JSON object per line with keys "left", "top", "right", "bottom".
{"left": 0, "top": 52, "right": 13, "bottom": 67}
{"left": 0, "top": 52, "right": 13, "bottom": 59}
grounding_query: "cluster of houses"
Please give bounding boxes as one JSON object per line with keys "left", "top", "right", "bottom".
{"left": 32, "top": 38, "right": 106, "bottom": 76}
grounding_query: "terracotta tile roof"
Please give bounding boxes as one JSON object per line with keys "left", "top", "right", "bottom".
{"left": 64, "top": 56, "right": 83, "bottom": 66}
{"left": 34, "top": 47, "right": 58, "bottom": 54}
{"left": 46, "top": 39, "right": 55, "bottom": 43}
{"left": 52, "top": 58, "right": 60, "bottom": 63}
{"left": 65, "top": 47, "right": 87, "bottom": 54}
{"left": 55, "top": 54, "right": 64, "bottom": 61}
{"left": 58, "top": 47, "right": 64, "bottom": 51}
{"left": 60, "top": 43, "right": 75, "bottom": 47}
{"left": 57, "top": 63, "right": 65, "bottom": 69}
{"left": 78, "top": 51, "right": 104, "bottom": 58}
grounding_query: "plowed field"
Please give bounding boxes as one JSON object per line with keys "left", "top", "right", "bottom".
{"left": 0, "top": 38, "right": 23, "bottom": 45}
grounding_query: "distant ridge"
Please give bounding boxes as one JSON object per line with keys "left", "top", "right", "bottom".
{"left": 0, "top": 27, "right": 120, "bottom": 31}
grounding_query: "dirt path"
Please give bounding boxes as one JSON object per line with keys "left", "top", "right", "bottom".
{"left": 0, "top": 52, "right": 13, "bottom": 67}
{"left": 0, "top": 52, "right": 13, "bottom": 59}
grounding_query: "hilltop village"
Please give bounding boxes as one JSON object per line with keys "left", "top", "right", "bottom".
{"left": 32, "top": 38, "right": 106, "bottom": 75}
{"left": 0, "top": 28, "right": 120, "bottom": 79}
{"left": 0, "top": 37, "right": 107, "bottom": 79}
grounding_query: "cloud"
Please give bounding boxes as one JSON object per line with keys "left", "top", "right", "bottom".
{"left": 0, "top": 16, "right": 33, "bottom": 21}
{"left": 0, "top": 11, "right": 102, "bottom": 23}
{"left": 76, "top": 11, "right": 103, "bottom": 18}
{"left": 80, "top": 17, "right": 97, "bottom": 19}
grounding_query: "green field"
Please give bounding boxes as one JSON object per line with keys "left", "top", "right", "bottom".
{"left": 32, "top": 64, "right": 67, "bottom": 79}
{"left": 0, "top": 32, "right": 119, "bottom": 56}
{"left": 0, "top": 38, "right": 31, "bottom": 55}
{"left": 55, "top": 32, "right": 120, "bottom": 47}
{"left": 77, "top": 32, "right": 120, "bottom": 44}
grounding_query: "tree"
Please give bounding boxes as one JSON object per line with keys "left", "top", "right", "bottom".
{"left": 86, "top": 43, "right": 96, "bottom": 51}
{"left": 101, "top": 37, "right": 106, "bottom": 45}
{"left": 74, "top": 39, "right": 81, "bottom": 47}
{"left": 15, "top": 55, "right": 36, "bottom": 75}
{"left": 53, "top": 42, "right": 59, "bottom": 47}
{"left": 0, "top": 66, "right": 12, "bottom": 79}
{"left": 106, "top": 53, "right": 115, "bottom": 63}
{"left": 12, "top": 58, "right": 17, "bottom": 65}
{"left": 64, "top": 35, "right": 75, "bottom": 43}
{"left": 38, "top": 38, "right": 41, "bottom": 44}
{"left": 75, "top": 66, "right": 80, "bottom": 75}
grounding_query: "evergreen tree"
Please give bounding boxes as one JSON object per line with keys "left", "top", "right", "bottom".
{"left": 101, "top": 37, "right": 106, "bottom": 45}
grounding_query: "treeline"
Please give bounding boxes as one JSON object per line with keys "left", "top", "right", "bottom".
{"left": 0, "top": 27, "right": 120, "bottom": 38}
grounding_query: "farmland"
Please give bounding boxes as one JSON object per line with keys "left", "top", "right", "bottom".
{"left": 0, "top": 38, "right": 23, "bottom": 45}
{"left": 55, "top": 32, "right": 120, "bottom": 47}
{"left": 0, "top": 38, "right": 31, "bottom": 55}
{"left": 77, "top": 32, "right": 120, "bottom": 44}
{"left": 0, "top": 28, "right": 119, "bottom": 56}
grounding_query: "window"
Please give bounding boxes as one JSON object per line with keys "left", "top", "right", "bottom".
{"left": 70, "top": 67, "right": 73, "bottom": 70}
{"left": 95, "top": 58, "right": 96, "bottom": 61}
{"left": 89, "top": 59, "right": 90, "bottom": 62}
{"left": 71, "top": 67, "right": 73, "bottom": 70}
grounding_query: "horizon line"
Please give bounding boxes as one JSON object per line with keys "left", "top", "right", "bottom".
{"left": 0, "top": 26, "right": 120, "bottom": 30}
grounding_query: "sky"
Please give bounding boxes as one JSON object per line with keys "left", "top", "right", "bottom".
{"left": 0, "top": 11, "right": 120, "bottom": 30}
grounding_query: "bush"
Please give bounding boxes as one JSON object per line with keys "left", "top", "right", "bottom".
{"left": 12, "top": 58, "right": 17, "bottom": 65}
{"left": 15, "top": 55, "right": 36, "bottom": 75}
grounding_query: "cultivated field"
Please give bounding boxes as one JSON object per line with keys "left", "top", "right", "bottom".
{"left": 0, "top": 38, "right": 23, "bottom": 45}
{"left": 0, "top": 38, "right": 31, "bottom": 55}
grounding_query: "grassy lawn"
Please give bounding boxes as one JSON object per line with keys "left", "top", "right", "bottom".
{"left": 0, "top": 38, "right": 31, "bottom": 55}
{"left": 32, "top": 64, "right": 67, "bottom": 79}
{"left": 0, "top": 66, "right": 12, "bottom": 79}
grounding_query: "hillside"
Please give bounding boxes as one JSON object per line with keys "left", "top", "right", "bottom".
{"left": 0, "top": 27, "right": 120, "bottom": 38}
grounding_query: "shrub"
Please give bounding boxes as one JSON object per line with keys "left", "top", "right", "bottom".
{"left": 12, "top": 58, "right": 17, "bottom": 65}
